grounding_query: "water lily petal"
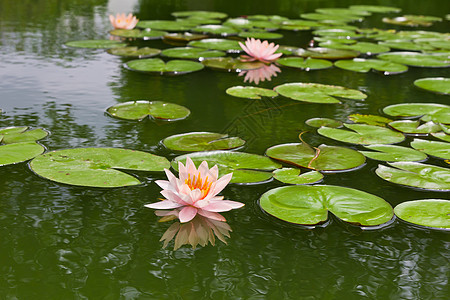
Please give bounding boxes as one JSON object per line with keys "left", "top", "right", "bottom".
{"left": 211, "top": 173, "right": 233, "bottom": 195}
{"left": 145, "top": 200, "right": 183, "bottom": 210}
{"left": 197, "top": 209, "right": 226, "bottom": 222}
{"left": 179, "top": 206, "right": 198, "bottom": 223}
{"left": 160, "top": 190, "right": 190, "bottom": 206}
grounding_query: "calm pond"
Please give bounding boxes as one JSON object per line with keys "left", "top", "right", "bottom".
{"left": 0, "top": 0, "right": 449, "bottom": 298}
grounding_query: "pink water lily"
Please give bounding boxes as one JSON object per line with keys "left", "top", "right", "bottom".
{"left": 109, "top": 13, "right": 139, "bottom": 30}
{"left": 238, "top": 38, "right": 282, "bottom": 63}
{"left": 145, "top": 157, "right": 244, "bottom": 223}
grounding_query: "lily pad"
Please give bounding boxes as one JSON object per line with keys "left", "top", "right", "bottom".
{"left": 349, "top": 5, "right": 401, "bottom": 13}
{"left": 315, "top": 8, "right": 370, "bottom": 17}
{"left": 172, "top": 151, "right": 281, "bottom": 184}
{"left": 414, "top": 77, "right": 450, "bottom": 95}
{"left": 383, "top": 15, "right": 442, "bottom": 27}
{"left": 319, "top": 41, "right": 390, "bottom": 55}
{"left": 305, "top": 118, "right": 342, "bottom": 128}
{"left": 389, "top": 120, "right": 442, "bottom": 134}
{"left": 161, "top": 47, "right": 225, "bottom": 60}
{"left": 377, "top": 52, "right": 450, "bottom": 68}
{"left": 0, "top": 142, "right": 45, "bottom": 166}
{"left": 378, "top": 40, "right": 435, "bottom": 52}
{"left": 163, "top": 32, "right": 209, "bottom": 43}
{"left": 313, "top": 29, "right": 364, "bottom": 39}
{"left": 0, "top": 126, "right": 48, "bottom": 144}
{"left": 163, "top": 132, "right": 245, "bottom": 152}
{"left": 191, "top": 25, "right": 240, "bottom": 36}
{"left": 280, "top": 19, "right": 322, "bottom": 31}
{"left": 266, "top": 143, "right": 365, "bottom": 172}
{"left": 226, "top": 86, "right": 278, "bottom": 100}
{"left": 109, "top": 29, "right": 167, "bottom": 40}
{"left": 383, "top": 103, "right": 450, "bottom": 124}
{"left": 274, "top": 82, "right": 366, "bottom": 104}
{"left": 431, "top": 132, "right": 450, "bottom": 142}
{"left": 125, "top": 58, "right": 204, "bottom": 75}
{"left": 360, "top": 145, "right": 427, "bottom": 162}
{"left": 348, "top": 114, "right": 392, "bottom": 126}
{"left": 223, "top": 18, "right": 280, "bottom": 30}
{"left": 410, "top": 139, "right": 450, "bottom": 160}
{"left": 30, "top": 148, "right": 170, "bottom": 188}
{"left": 137, "top": 20, "right": 195, "bottom": 31}
{"left": 65, "top": 40, "right": 126, "bottom": 49}
{"left": 300, "top": 13, "right": 362, "bottom": 23}
{"left": 334, "top": 58, "right": 407, "bottom": 74}
{"left": 272, "top": 168, "right": 323, "bottom": 185}
{"left": 394, "top": 199, "right": 450, "bottom": 229}
{"left": 276, "top": 57, "right": 332, "bottom": 70}
{"left": 259, "top": 185, "right": 393, "bottom": 226}
{"left": 188, "top": 38, "right": 242, "bottom": 52}
{"left": 107, "top": 47, "right": 161, "bottom": 58}
{"left": 172, "top": 11, "right": 228, "bottom": 19}
{"left": 106, "top": 101, "right": 190, "bottom": 121}
{"left": 296, "top": 47, "right": 360, "bottom": 60}
{"left": 318, "top": 123, "right": 405, "bottom": 145}
{"left": 238, "top": 31, "right": 283, "bottom": 40}
{"left": 202, "top": 57, "right": 265, "bottom": 72}
{"left": 375, "top": 162, "right": 450, "bottom": 191}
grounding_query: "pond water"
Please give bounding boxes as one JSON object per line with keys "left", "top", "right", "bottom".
{"left": 0, "top": 0, "right": 449, "bottom": 298}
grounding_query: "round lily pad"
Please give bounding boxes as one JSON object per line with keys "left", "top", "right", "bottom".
{"left": 318, "top": 123, "right": 405, "bottom": 145}
{"left": 163, "top": 32, "right": 209, "bottom": 43}
{"left": 383, "top": 103, "right": 450, "bottom": 124}
{"left": 106, "top": 101, "right": 190, "bottom": 121}
{"left": 172, "top": 151, "right": 281, "bottom": 184}
{"left": 274, "top": 82, "right": 366, "bottom": 104}
{"left": 276, "top": 57, "right": 332, "bottom": 70}
{"left": 172, "top": 11, "right": 227, "bottom": 19}
{"left": 259, "top": 185, "right": 393, "bottom": 226}
{"left": 0, "top": 126, "right": 48, "bottom": 144}
{"left": 382, "top": 15, "right": 442, "bottom": 27}
{"left": 163, "top": 132, "right": 245, "bottom": 152}
{"left": 280, "top": 19, "right": 321, "bottom": 31}
{"left": 30, "top": 148, "right": 170, "bottom": 188}
{"left": 349, "top": 5, "right": 401, "bottom": 13}
{"left": 191, "top": 25, "right": 240, "bottom": 36}
{"left": 202, "top": 57, "right": 265, "bottom": 72}
{"left": 272, "top": 168, "right": 323, "bottom": 185}
{"left": 375, "top": 162, "right": 450, "bottom": 191}
{"left": 137, "top": 20, "right": 195, "bottom": 31}
{"left": 377, "top": 52, "right": 450, "bottom": 68}
{"left": 296, "top": 47, "right": 360, "bottom": 60}
{"left": 348, "top": 114, "right": 392, "bottom": 126}
{"left": 107, "top": 47, "right": 161, "bottom": 58}
{"left": 65, "top": 40, "right": 126, "bottom": 49}
{"left": 315, "top": 8, "right": 371, "bottom": 17}
{"left": 0, "top": 142, "right": 45, "bottom": 166}
{"left": 266, "top": 143, "right": 365, "bottom": 172}
{"left": 125, "top": 58, "right": 204, "bottom": 75}
{"left": 300, "top": 13, "right": 362, "bottom": 23}
{"left": 360, "top": 145, "right": 427, "bottom": 162}
{"left": 414, "top": 78, "right": 450, "bottom": 95}
{"left": 161, "top": 47, "right": 225, "bottom": 60}
{"left": 225, "top": 86, "right": 278, "bottom": 100}
{"left": 389, "top": 120, "right": 442, "bottom": 134}
{"left": 223, "top": 18, "right": 280, "bottom": 30}
{"left": 410, "top": 139, "right": 450, "bottom": 160}
{"left": 313, "top": 29, "right": 363, "bottom": 39}
{"left": 305, "top": 118, "right": 342, "bottom": 128}
{"left": 319, "top": 41, "right": 390, "bottom": 55}
{"left": 378, "top": 40, "right": 435, "bottom": 52}
{"left": 109, "top": 29, "right": 167, "bottom": 40}
{"left": 238, "top": 31, "right": 283, "bottom": 40}
{"left": 394, "top": 199, "right": 450, "bottom": 229}
{"left": 188, "top": 38, "right": 242, "bottom": 52}
{"left": 334, "top": 58, "right": 407, "bottom": 74}
{"left": 431, "top": 132, "right": 450, "bottom": 142}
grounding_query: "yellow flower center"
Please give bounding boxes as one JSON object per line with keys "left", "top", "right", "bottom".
{"left": 185, "top": 173, "right": 212, "bottom": 199}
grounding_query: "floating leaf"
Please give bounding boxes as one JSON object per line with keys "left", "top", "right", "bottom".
{"left": 348, "top": 114, "right": 392, "bottom": 126}
{"left": 414, "top": 77, "right": 450, "bottom": 95}
{"left": 226, "top": 86, "right": 278, "bottom": 100}
{"left": 125, "top": 58, "right": 204, "bottom": 75}
{"left": 300, "top": 13, "right": 362, "bottom": 23}
{"left": 375, "top": 162, "right": 450, "bottom": 191}
{"left": 188, "top": 38, "right": 242, "bottom": 52}
{"left": 295, "top": 47, "right": 360, "bottom": 60}
{"left": 274, "top": 82, "right": 366, "bottom": 104}
{"left": 334, "top": 58, "right": 407, "bottom": 74}
{"left": 137, "top": 20, "right": 195, "bottom": 31}
{"left": 172, "top": 151, "right": 281, "bottom": 184}
{"left": 272, "top": 168, "right": 323, "bottom": 185}
{"left": 280, "top": 19, "right": 321, "bottom": 31}
{"left": 109, "top": 29, "right": 167, "bottom": 40}
{"left": 172, "top": 11, "right": 227, "bottom": 19}
{"left": 360, "top": 145, "right": 427, "bottom": 162}
{"left": 191, "top": 25, "right": 240, "bottom": 36}
{"left": 431, "top": 132, "right": 450, "bottom": 142}
{"left": 276, "top": 57, "right": 332, "bottom": 70}
{"left": 313, "top": 29, "right": 363, "bottom": 39}
{"left": 379, "top": 40, "right": 435, "bottom": 52}
{"left": 305, "top": 118, "right": 342, "bottom": 128}
{"left": 0, "top": 142, "right": 45, "bottom": 166}
{"left": 377, "top": 52, "right": 450, "bottom": 68}
{"left": 107, "top": 47, "right": 161, "bottom": 58}
{"left": 163, "top": 32, "right": 208, "bottom": 43}
{"left": 383, "top": 103, "right": 450, "bottom": 124}
{"left": 319, "top": 41, "right": 390, "bottom": 55}
{"left": 266, "top": 143, "right": 365, "bottom": 172}
{"left": 65, "top": 40, "right": 126, "bottom": 49}
{"left": 202, "top": 57, "right": 264, "bottom": 72}
{"left": 259, "top": 185, "right": 393, "bottom": 226}
{"left": 382, "top": 15, "right": 442, "bottom": 27}
{"left": 410, "top": 139, "right": 450, "bottom": 160}
{"left": 394, "top": 199, "right": 450, "bottom": 229}
{"left": 315, "top": 8, "right": 371, "bottom": 17}
{"left": 349, "top": 5, "right": 401, "bottom": 13}
{"left": 389, "top": 120, "right": 441, "bottom": 134}
{"left": 161, "top": 47, "right": 225, "bottom": 60}
{"left": 238, "top": 31, "right": 283, "bottom": 40}
{"left": 318, "top": 123, "right": 405, "bottom": 145}
{"left": 106, "top": 101, "right": 190, "bottom": 121}
{"left": 223, "top": 18, "right": 280, "bottom": 30}
{"left": 0, "top": 126, "right": 48, "bottom": 144}
{"left": 163, "top": 132, "right": 245, "bottom": 151}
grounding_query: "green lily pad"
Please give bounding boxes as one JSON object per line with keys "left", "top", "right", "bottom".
{"left": 0, "top": 126, "right": 48, "bottom": 144}
{"left": 431, "top": 132, "right": 450, "bottom": 142}
{"left": 305, "top": 118, "right": 342, "bottom": 128}
{"left": 247, "top": 15, "right": 289, "bottom": 23}
{"left": 202, "top": 57, "right": 265, "bottom": 72}
{"left": 313, "top": 29, "right": 364, "bottom": 39}
{"left": 296, "top": 47, "right": 360, "bottom": 60}
{"left": 316, "top": 8, "right": 370, "bottom": 17}
{"left": 272, "top": 168, "right": 323, "bottom": 185}
{"left": 383, "top": 103, "right": 450, "bottom": 124}
{"left": 414, "top": 77, "right": 450, "bottom": 95}
{"left": 318, "top": 123, "right": 405, "bottom": 145}
{"left": 172, "top": 11, "right": 228, "bottom": 19}
{"left": 334, "top": 58, "right": 407, "bottom": 74}
{"left": 30, "top": 148, "right": 170, "bottom": 188}
{"left": 223, "top": 18, "right": 280, "bottom": 31}
{"left": 266, "top": 143, "right": 365, "bottom": 172}
{"left": 107, "top": 47, "right": 161, "bottom": 58}
{"left": 109, "top": 29, "right": 167, "bottom": 40}
{"left": 382, "top": 15, "right": 442, "bottom": 27}
{"left": 276, "top": 57, "right": 332, "bottom": 70}
{"left": 389, "top": 120, "right": 442, "bottom": 134}
{"left": 161, "top": 47, "right": 225, "bottom": 60}
{"left": 349, "top": 5, "right": 401, "bottom": 13}
{"left": 226, "top": 86, "right": 278, "bottom": 100}
{"left": 360, "top": 145, "right": 427, "bottom": 162}
{"left": 125, "top": 58, "right": 204, "bottom": 75}
{"left": 348, "top": 114, "right": 392, "bottom": 126}
{"left": 378, "top": 40, "right": 435, "bottom": 52}
{"left": 410, "top": 139, "right": 450, "bottom": 160}
{"left": 377, "top": 52, "right": 450, "bottom": 68}
{"left": 259, "top": 185, "right": 393, "bottom": 226}
{"left": 106, "top": 101, "right": 190, "bottom": 121}
{"left": 172, "top": 151, "right": 281, "bottom": 184}
{"left": 280, "top": 19, "right": 322, "bottom": 31}
{"left": 65, "top": 40, "right": 126, "bottom": 49}
{"left": 300, "top": 13, "right": 362, "bottom": 23}
{"left": 163, "top": 132, "right": 245, "bottom": 152}
{"left": 175, "top": 18, "right": 222, "bottom": 26}
{"left": 191, "top": 25, "right": 240, "bottom": 36}
{"left": 163, "top": 32, "right": 209, "bottom": 43}
{"left": 238, "top": 31, "right": 283, "bottom": 40}
{"left": 188, "top": 38, "right": 242, "bottom": 52}
{"left": 394, "top": 199, "right": 450, "bottom": 229}
{"left": 137, "top": 20, "right": 195, "bottom": 31}
{"left": 0, "top": 142, "right": 45, "bottom": 166}
{"left": 319, "top": 41, "right": 391, "bottom": 55}
{"left": 274, "top": 82, "right": 366, "bottom": 104}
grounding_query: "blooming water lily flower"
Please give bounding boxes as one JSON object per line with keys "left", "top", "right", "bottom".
{"left": 109, "top": 13, "right": 139, "bottom": 30}
{"left": 238, "top": 38, "right": 283, "bottom": 63}
{"left": 145, "top": 157, "right": 244, "bottom": 223}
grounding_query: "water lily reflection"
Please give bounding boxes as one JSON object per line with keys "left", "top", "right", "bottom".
{"left": 239, "top": 64, "right": 281, "bottom": 85}
{"left": 109, "top": 13, "right": 139, "bottom": 30}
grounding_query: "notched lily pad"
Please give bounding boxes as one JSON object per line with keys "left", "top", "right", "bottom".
{"left": 276, "top": 57, "right": 332, "bottom": 70}
{"left": 125, "top": 58, "right": 204, "bottom": 75}
{"left": 349, "top": 5, "right": 401, "bottom": 13}
{"left": 65, "top": 40, "right": 126, "bottom": 49}
{"left": 389, "top": 120, "right": 442, "bottom": 135}
{"left": 410, "top": 139, "right": 450, "bottom": 160}
{"left": 382, "top": 15, "right": 442, "bottom": 27}
{"left": 161, "top": 47, "right": 225, "bottom": 60}
{"left": 334, "top": 58, "right": 407, "bottom": 74}
{"left": 0, "top": 142, "right": 45, "bottom": 166}
{"left": 226, "top": 86, "right": 278, "bottom": 99}
{"left": 295, "top": 47, "right": 360, "bottom": 60}
{"left": 319, "top": 41, "right": 390, "bottom": 55}
{"left": 107, "top": 47, "right": 161, "bottom": 58}
{"left": 137, "top": 20, "right": 195, "bottom": 31}
{"left": 202, "top": 57, "right": 265, "bottom": 72}
{"left": 188, "top": 38, "right": 242, "bottom": 52}
{"left": 238, "top": 31, "right": 283, "bottom": 40}
{"left": 305, "top": 118, "right": 342, "bottom": 128}
{"left": 348, "top": 114, "right": 392, "bottom": 126}
{"left": 172, "top": 11, "right": 228, "bottom": 19}
{"left": 191, "top": 25, "right": 240, "bottom": 36}
{"left": 163, "top": 32, "right": 209, "bottom": 43}
{"left": 383, "top": 103, "right": 450, "bottom": 124}
{"left": 109, "top": 29, "right": 167, "bottom": 40}
{"left": 272, "top": 168, "right": 323, "bottom": 185}
{"left": 377, "top": 52, "right": 450, "bottom": 68}
{"left": 0, "top": 126, "right": 48, "bottom": 144}
{"left": 394, "top": 199, "right": 450, "bottom": 229}
{"left": 360, "top": 144, "right": 427, "bottom": 162}
{"left": 106, "top": 100, "right": 190, "bottom": 121}
{"left": 414, "top": 77, "right": 450, "bottom": 95}
{"left": 163, "top": 132, "right": 245, "bottom": 152}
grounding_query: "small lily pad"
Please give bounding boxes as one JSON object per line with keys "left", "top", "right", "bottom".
{"left": 106, "top": 101, "right": 190, "bottom": 121}
{"left": 318, "top": 123, "right": 405, "bottom": 145}
{"left": 394, "top": 199, "right": 450, "bottom": 229}
{"left": 410, "top": 139, "right": 450, "bottom": 160}
{"left": 107, "top": 47, "right": 161, "bottom": 58}
{"left": 305, "top": 118, "right": 342, "bottom": 128}
{"left": 319, "top": 41, "right": 390, "bottom": 55}
{"left": 226, "top": 86, "right": 278, "bottom": 100}
{"left": 163, "top": 132, "right": 245, "bottom": 152}
{"left": 276, "top": 57, "right": 332, "bottom": 70}
{"left": 259, "top": 185, "right": 393, "bottom": 226}
{"left": 376, "top": 162, "right": 450, "bottom": 191}
{"left": 389, "top": 120, "right": 442, "bottom": 134}
{"left": 238, "top": 31, "right": 283, "bottom": 40}
{"left": 315, "top": 8, "right": 371, "bottom": 17}
{"left": 313, "top": 29, "right": 363, "bottom": 39}
{"left": 334, "top": 58, "right": 407, "bottom": 74}
{"left": 414, "top": 77, "right": 450, "bottom": 95}
{"left": 382, "top": 15, "right": 442, "bottom": 27}
{"left": 272, "top": 168, "right": 323, "bottom": 185}
{"left": 188, "top": 38, "right": 242, "bottom": 52}
{"left": 161, "top": 47, "right": 225, "bottom": 60}
{"left": 274, "top": 82, "right": 366, "bottom": 104}
{"left": 377, "top": 52, "right": 450, "bottom": 68}
{"left": 202, "top": 57, "right": 265, "bottom": 72}
{"left": 296, "top": 47, "right": 360, "bottom": 60}
{"left": 65, "top": 40, "right": 126, "bottom": 49}
{"left": 109, "top": 29, "right": 167, "bottom": 40}
{"left": 383, "top": 103, "right": 450, "bottom": 124}
{"left": 137, "top": 20, "right": 195, "bottom": 31}
{"left": 431, "top": 132, "right": 450, "bottom": 142}
{"left": 125, "top": 58, "right": 204, "bottom": 75}
{"left": 172, "top": 11, "right": 228, "bottom": 19}
{"left": 349, "top": 5, "right": 401, "bottom": 13}
{"left": 223, "top": 18, "right": 280, "bottom": 30}
{"left": 0, "top": 126, "right": 48, "bottom": 144}
{"left": 348, "top": 114, "right": 392, "bottom": 126}
{"left": 379, "top": 40, "right": 435, "bottom": 52}
{"left": 300, "top": 13, "right": 362, "bottom": 23}
{"left": 280, "top": 19, "right": 322, "bottom": 31}
{"left": 360, "top": 145, "right": 427, "bottom": 162}
{"left": 163, "top": 32, "right": 209, "bottom": 43}
{"left": 192, "top": 25, "right": 240, "bottom": 36}
{"left": 0, "top": 142, "right": 45, "bottom": 166}
{"left": 30, "top": 148, "right": 170, "bottom": 188}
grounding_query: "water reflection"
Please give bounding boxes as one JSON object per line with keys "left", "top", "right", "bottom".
{"left": 238, "top": 64, "right": 281, "bottom": 85}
